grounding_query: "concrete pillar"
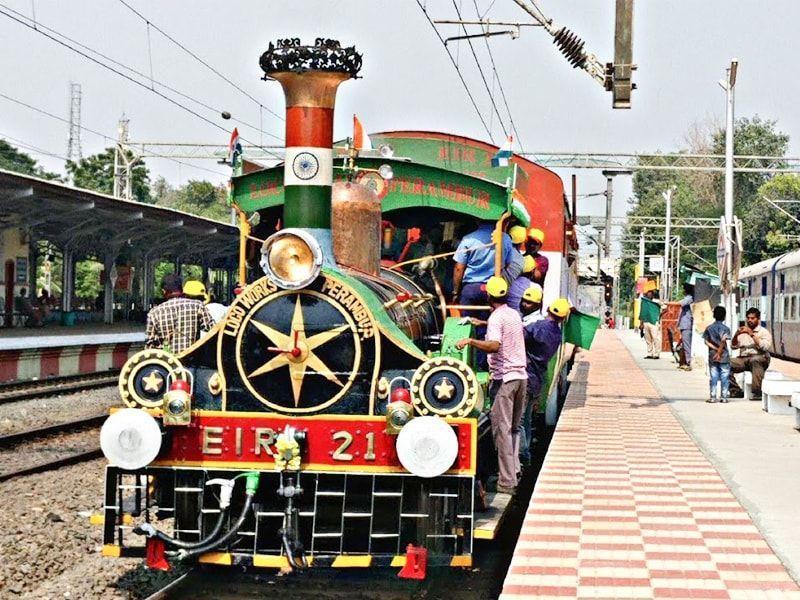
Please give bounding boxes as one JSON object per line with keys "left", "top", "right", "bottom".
{"left": 103, "top": 249, "right": 118, "bottom": 324}
{"left": 61, "top": 247, "right": 75, "bottom": 313}
{"left": 27, "top": 236, "right": 38, "bottom": 299}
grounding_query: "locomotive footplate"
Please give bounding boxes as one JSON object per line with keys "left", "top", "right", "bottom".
{"left": 103, "top": 466, "right": 476, "bottom": 566}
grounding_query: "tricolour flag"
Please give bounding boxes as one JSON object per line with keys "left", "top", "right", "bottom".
{"left": 491, "top": 135, "right": 513, "bottom": 167}
{"left": 353, "top": 115, "right": 372, "bottom": 150}
{"left": 227, "top": 127, "right": 242, "bottom": 166}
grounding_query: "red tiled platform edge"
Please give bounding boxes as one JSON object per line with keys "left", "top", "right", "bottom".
{"left": 500, "top": 330, "right": 800, "bottom": 600}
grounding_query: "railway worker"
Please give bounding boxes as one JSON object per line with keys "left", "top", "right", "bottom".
{"left": 452, "top": 220, "right": 515, "bottom": 308}
{"left": 145, "top": 273, "right": 214, "bottom": 354}
{"left": 519, "top": 283, "right": 544, "bottom": 326}
{"left": 455, "top": 276, "right": 526, "bottom": 496}
{"left": 184, "top": 280, "right": 226, "bottom": 326}
{"left": 677, "top": 283, "right": 695, "bottom": 371}
{"left": 502, "top": 225, "right": 527, "bottom": 284}
{"left": 728, "top": 307, "right": 773, "bottom": 400}
{"left": 518, "top": 297, "right": 569, "bottom": 466}
{"left": 452, "top": 220, "right": 515, "bottom": 367}
{"left": 703, "top": 305, "right": 731, "bottom": 403}
{"left": 524, "top": 228, "right": 549, "bottom": 286}
{"left": 639, "top": 280, "right": 663, "bottom": 359}
{"left": 506, "top": 255, "right": 537, "bottom": 313}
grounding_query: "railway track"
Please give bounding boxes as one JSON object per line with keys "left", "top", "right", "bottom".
{"left": 0, "top": 414, "right": 107, "bottom": 446}
{"left": 0, "top": 372, "right": 119, "bottom": 404}
{"left": 0, "top": 414, "right": 107, "bottom": 482}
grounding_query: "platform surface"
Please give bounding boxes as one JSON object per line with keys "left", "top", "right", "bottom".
{"left": 0, "top": 322, "right": 144, "bottom": 350}
{"left": 501, "top": 330, "right": 800, "bottom": 599}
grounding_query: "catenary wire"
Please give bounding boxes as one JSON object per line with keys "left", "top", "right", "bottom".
{"left": 0, "top": 2, "right": 283, "bottom": 153}
{"left": 451, "top": 0, "right": 509, "bottom": 140}
{"left": 116, "top": 0, "right": 283, "bottom": 123}
{"left": 415, "top": 0, "right": 494, "bottom": 142}
{"left": 0, "top": 91, "right": 229, "bottom": 177}
{"left": 471, "top": 0, "right": 525, "bottom": 152}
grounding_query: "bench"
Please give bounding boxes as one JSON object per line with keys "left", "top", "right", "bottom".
{"left": 761, "top": 374, "right": 800, "bottom": 416}
{"left": 792, "top": 393, "right": 800, "bottom": 431}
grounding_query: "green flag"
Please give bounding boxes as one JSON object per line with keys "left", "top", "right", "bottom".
{"left": 563, "top": 310, "right": 601, "bottom": 349}
{"left": 640, "top": 296, "right": 661, "bottom": 325}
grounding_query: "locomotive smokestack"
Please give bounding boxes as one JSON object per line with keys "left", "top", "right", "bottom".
{"left": 260, "top": 39, "right": 362, "bottom": 238}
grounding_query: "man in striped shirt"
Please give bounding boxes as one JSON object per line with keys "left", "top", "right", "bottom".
{"left": 456, "top": 276, "right": 527, "bottom": 496}
{"left": 145, "top": 273, "right": 214, "bottom": 355}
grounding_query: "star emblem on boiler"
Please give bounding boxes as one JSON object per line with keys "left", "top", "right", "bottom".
{"left": 433, "top": 377, "right": 456, "bottom": 400}
{"left": 141, "top": 370, "right": 164, "bottom": 393}
{"left": 248, "top": 296, "right": 348, "bottom": 407}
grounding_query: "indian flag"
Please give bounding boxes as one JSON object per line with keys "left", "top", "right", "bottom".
{"left": 491, "top": 135, "right": 513, "bottom": 167}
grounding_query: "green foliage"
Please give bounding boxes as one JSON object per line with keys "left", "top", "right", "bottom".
{"left": 622, "top": 115, "right": 791, "bottom": 304}
{"left": 152, "top": 177, "right": 229, "bottom": 220}
{"left": 0, "top": 140, "right": 60, "bottom": 180}
{"left": 66, "top": 148, "right": 151, "bottom": 203}
{"left": 75, "top": 260, "right": 103, "bottom": 301}
{"left": 756, "top": 174, "right": 800, "bottom": 255}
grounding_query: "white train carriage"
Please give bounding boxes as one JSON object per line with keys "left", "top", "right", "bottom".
{"left": 739, "top": 248, "right": 800, "bottom": 360}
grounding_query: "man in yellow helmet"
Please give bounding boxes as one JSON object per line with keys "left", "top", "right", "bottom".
{"left": 525, "top": 227, "right": 549, "bottom": 286}
{"left": 518, "top": 297, "right": 568, "bottom": 465}
{"left": 456, "top": 276, "right": 527, "bottom": 496}
{"left": 519, "top": 283, "right": 544, "bottom": 325}
{"left": 506, "top": 254, "right": 537, "bottom": 314}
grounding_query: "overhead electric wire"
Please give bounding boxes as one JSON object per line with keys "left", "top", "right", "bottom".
{"left": 0, "top": 2, "right": 283, "bottom": 156}
{"left": 0, "top": 132, "right": 69, "bottom": 162}
{"left": 415, "top": 0, "right": 494, "bottom": 142}
{"left": 0, "top": 91, "right": 228, "bottom": 177}
{"left": 115, "top": 0, "right": 283, "bottom": 122}
{"left": 471, "top": 0, "right": 525, "bottom": 152}
{"left": 451, "top": 0, "right": 509, "bottom": 140}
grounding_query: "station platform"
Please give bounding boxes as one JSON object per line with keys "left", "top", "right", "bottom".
{"left": 501, "top": 330, "right": 800, "bottom": 599}
{"left": 0, "top": 323, "right": 144, "bottom": 382}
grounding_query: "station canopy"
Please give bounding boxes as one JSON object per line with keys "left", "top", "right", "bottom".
{"left": 0, "top": 169, "right": 237, "bottom": 267}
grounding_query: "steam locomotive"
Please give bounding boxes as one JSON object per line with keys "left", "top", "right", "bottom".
{"left": 98, "top": 38, "right": 577, "bottom": 573}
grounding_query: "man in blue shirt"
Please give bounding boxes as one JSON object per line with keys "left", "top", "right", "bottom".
{"left": 452, "top": 221, "right": 514, "bottom": 307}
{"left": 677, "top": 283, "right": 694, "bottom": 371}
{"left": 507, "top": 255, "right": 536, "bottom": 313}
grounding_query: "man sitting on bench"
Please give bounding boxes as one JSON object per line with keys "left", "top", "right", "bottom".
{"left": 729, "top": 307, "right": 772, "bottom": 400}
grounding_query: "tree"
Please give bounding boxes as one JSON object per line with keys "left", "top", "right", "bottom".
{"left": 621, "top": 115, "right": 790, "bottom": 304}
{"left": 0, "top": 140, "right": 60, "bottom": 180}
{"left": 754, "top": 174, "right": 800, "bottom": 257}
{"left": 153, "top": 178, "right": 229, "bottom": 221}
{"left": 66, "top": 147, "right": 151, "bottom": 203}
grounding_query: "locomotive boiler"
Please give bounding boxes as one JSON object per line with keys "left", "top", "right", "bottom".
{"left": 99, "top": 39, "right": 487, "bottom": 572}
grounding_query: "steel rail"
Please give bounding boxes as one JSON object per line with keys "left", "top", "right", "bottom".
{"left": 0, "top": 372, "right": 118, "bottom": 404}
{"left": 0, "top": 415, "right": 106, "bottom": 447}
{"left": 0, "top": 447, "right": 103, "bottom": 482}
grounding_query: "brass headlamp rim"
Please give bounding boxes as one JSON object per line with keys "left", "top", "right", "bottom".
{"left": 260, "top": 228, "right": 324, "bottom": 290}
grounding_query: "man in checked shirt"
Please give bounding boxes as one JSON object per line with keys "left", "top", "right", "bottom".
{"left": 145, "top": 273, "right": 214, "bottom": 354}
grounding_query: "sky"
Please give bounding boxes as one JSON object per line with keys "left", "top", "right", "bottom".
{"left": 1, "top": 0, "right": 799, "bottom": 252}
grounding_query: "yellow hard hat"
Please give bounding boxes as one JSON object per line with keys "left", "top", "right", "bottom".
{"left": 548, "top": 298, "right": 570, "bottom": 318}
{"left": 509, "top": 225, "right": 527, "bottom": 245}
{"left": 643, "top": 280, "right": 658, "bottom": 293}
{"left": 183, "top": 280, "right": 207, "bottom": 298}
{"left": 528, "top": 228, "right": 545, "bottom": 243}
{"left": 522, "top": 254, "right": 536, "bottom": 274}
{"left": 522, "top": 284, "right": 543, "bottom": 303}
{"left": 485, "top": 276, "right": 508, "bottom": 299}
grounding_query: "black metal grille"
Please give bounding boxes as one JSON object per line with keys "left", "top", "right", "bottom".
{"left": 104, "top": 467, "right": 474, "bottom": 558}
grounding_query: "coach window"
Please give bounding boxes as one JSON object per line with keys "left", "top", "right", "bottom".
{"left": 784, "top": 295, "right": 790, "bottom": 320}
{"left": 748, "top": 279, "right": 752, "bottom": 296}
{"left": 761, "top": 276, "right": 767, "bottom": 296}
{"left": 781, "top": 273, "right": 786, "bottom": 292}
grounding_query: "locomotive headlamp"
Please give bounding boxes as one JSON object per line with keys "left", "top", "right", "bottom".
{"left": 396, "top": 416, "right": 458, "bottom": 478}
{"left": 261, "top": 228, "right": 323, "bottom": 290}
{"left": 100, "top": 408, "right": 162, "bottom": 470}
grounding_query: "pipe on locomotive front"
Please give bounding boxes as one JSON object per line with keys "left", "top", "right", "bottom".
{"left": 259, "top": 40, "right": 363, "bottom": 263}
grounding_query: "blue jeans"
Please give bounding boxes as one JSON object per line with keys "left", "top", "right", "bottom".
{"left": 680, "top": 328, "right": 692, "bottom": 364}
{"left": 709, "top": 362, "right": 730, "bottom": 399}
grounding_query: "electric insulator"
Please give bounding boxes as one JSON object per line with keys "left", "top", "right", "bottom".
{"left": 552, "top": 27, "right": 587, "bottom": 69}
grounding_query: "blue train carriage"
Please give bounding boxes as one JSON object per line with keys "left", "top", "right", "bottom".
{"left": 738, "top": 248, "right": 800, "bottom": 360}
{"left": 97, "top": 38, "right": 579, "bottom": 575}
